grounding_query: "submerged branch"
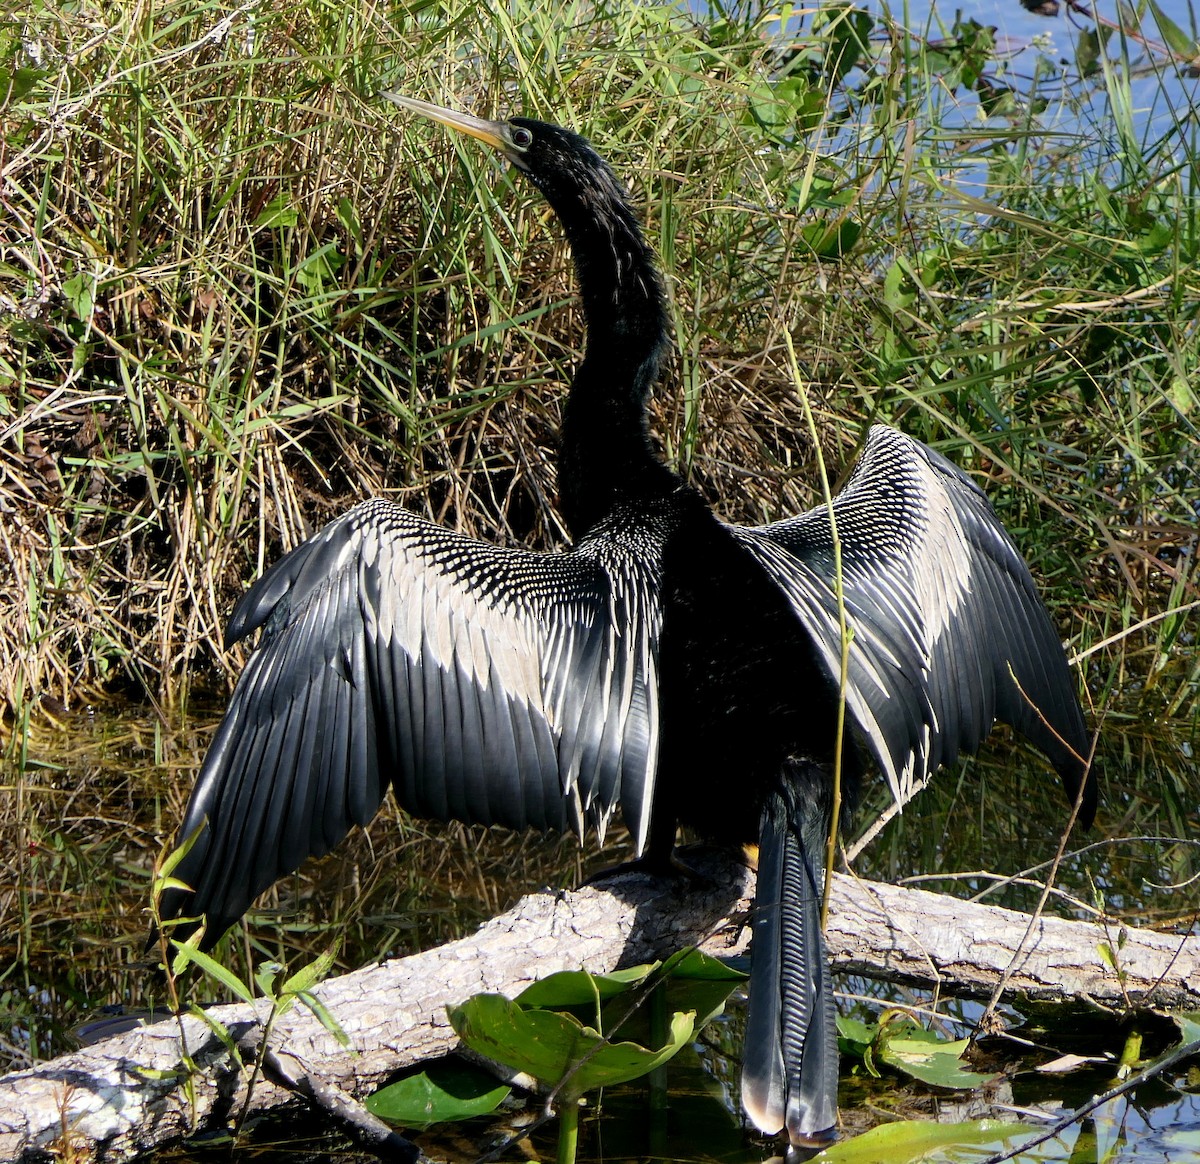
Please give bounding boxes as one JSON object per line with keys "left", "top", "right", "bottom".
{"left": 1, "top": 856, "right": 1196, "bottom": 1163}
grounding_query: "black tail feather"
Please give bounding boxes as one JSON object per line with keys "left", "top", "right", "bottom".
{"left": 741, "top": 780, "right": 838, "bottom": 1146}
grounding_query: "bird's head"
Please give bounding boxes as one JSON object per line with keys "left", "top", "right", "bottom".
{"left": 384, "top": 95, "right": 621, "bottom": 214}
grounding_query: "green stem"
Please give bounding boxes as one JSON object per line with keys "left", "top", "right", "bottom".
{"left": 647, "top": 980, "right": 669, "bottom": 1118}
{"left": 556, "top": 1097, "right": 581, "bottom": 1164}
{"left": 783, "top": 330, "right": 850, "bottom": 929}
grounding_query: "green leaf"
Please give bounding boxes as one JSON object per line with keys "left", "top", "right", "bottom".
{"left": 254, "top": 961, "right": 283, "bottom": 1000}
{"left": 62, "top": 271, "right": 95, "bottom": 320}
{"left": 800, "top": 219, "right": 861, "bottom": 259}
{"left": 367, "top": 1058, "right": 510, "bottom": 1127}
{"left": 660, "top": 948, "right": 745, "bottom": 981}
{"left": 254, "top": 194, "right": 298, "bottom": 228}
{"left": 282, "top": 944, "right": 339, "bottom": 998}
{"left": 295, "top": 990, "right": 352, "bottom": 1048}
{"left": 883, "top": 260, "right": 918, "bottom": 310}
{"left": 294, "top": 243, "right": 344, "bottom": 296}
{"left": 449, "top": 993, "right": 695, "bottom": 1101}
{"left": 810, "top": 1118, "right": 1026, "bottom": 1162}
{"left": 187, "top": 1002, "right": 243, "bottom": 1068}
{"left": 1172, "top": 1012, "right": 1200, "bottom": 1045}
{"left": 875, "top": 1023, "right": 995, "bottom": 1090}
{"left": 1, "top": 66, "right": 45, "bottom": 104}
{"left": 336, "top": 196, "right": 364, "bottom": 254}
{"left": 169, "top": 939, "right": 255, "bottom": 1006}
{"left": 835, "top": 1015, "right": 875, "bottom": 1057}
{"left": 515, "top": 965, "right": 657, "bottom": 1009}
{"left": 153, "top": 876, "right": 194, "bottom": 894}
{"left": 1146, "top": 0, "right": 1198, "bottom": 57}
{"left": 661, "top": 951, "right": 745, "bottom": 1029}
{"left": 514, "top": 955, "right": 743, "bottom": 1037}
{"left": 746, "top": 76, "right": 826, "bottom": 138}
{"left": 813, "top": 3, "right": 874, "bottom": 83}
{"left": 1075, "top": 26, "right": 1110, "bottom": 77}
{"left": 154, "top": 816, "right": 206, "bottom": 888}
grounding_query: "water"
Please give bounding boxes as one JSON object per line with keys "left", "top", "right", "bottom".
{"left": 3, "top": 700, "right": 1196, "bottom": 1162}
{"left": 768, "top": 0, "right": 1200, "bottom": 207}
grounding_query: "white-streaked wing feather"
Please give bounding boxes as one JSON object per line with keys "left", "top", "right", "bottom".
{"left": 733, "top": 425, "right": 1089, "bottom": 809}
{"left": 162, "top": 499, "right": 663, "bottom": 939}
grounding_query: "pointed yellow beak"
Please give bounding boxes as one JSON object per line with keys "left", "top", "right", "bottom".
{"left": 382, "top": 93, "right": 508, "bottom": 152}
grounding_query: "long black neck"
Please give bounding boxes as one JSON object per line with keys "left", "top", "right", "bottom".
{"left": 533, "top": 154, "right": 678, "bottom": 536}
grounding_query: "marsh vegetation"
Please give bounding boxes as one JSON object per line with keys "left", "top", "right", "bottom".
{"left": 2, "top": 0, "right": 1198, "bottom": 1159}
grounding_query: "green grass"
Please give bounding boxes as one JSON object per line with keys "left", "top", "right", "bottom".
{"left": 1, "top": 1, "right": 1196, "bottom": 736}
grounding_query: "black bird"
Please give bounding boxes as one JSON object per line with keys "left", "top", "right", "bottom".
{"left": 159, "top": 97, "right": 1095, "bottom": 1148}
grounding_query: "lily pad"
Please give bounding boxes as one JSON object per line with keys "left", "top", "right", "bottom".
{"left": 367, "top": 1058, "right": 510, "bottom": 1128}
{"left": 448, "top": 992, "right": 695, "bottom": 1101}
{"left": 516, "top": 965, "right": 658, "bottom": 1009}
{"left": 811, "top": 1117, "right": 1026, "bottom": 1162}
{"left": 873, "top": 1023, "right": 996, "bottom": 1090}
{"left": 836, "top": 1015, "right": 876, "bottom": 1057}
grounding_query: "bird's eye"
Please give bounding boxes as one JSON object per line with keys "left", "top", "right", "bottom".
{"left": 510, "top": 126, "right": 533, "bottom": 149}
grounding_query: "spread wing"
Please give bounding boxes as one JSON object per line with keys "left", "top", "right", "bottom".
{"left": 733, "top": 425, "right": 1093, "bottom": 818}
{"left": 161, "top": 499, "right": 663, "bottom": 942}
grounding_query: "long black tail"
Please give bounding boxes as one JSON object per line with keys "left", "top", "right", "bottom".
{"left": 741, "top": 778, "right": 838, "bottom": 1146}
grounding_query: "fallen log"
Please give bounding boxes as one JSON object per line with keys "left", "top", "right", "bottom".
{"left": 2, "top": 856, "right": 1196, "bottom": 1163}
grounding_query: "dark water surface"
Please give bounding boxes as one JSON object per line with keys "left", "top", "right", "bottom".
{"left": 3, "top": 699, "right": 1197, "bottom": 1162}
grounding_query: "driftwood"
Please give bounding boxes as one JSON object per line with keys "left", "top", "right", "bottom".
{"left": 2, "top": 855, "right": 1197, "bottom": 1163}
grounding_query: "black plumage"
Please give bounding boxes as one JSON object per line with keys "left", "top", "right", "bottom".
{"left": 159, "top": 97, "right": 1095, "bottom": 1148}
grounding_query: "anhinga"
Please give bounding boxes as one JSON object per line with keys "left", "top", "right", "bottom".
{"left": 159, "top": 97, "right": 1095, "bottom": 1149}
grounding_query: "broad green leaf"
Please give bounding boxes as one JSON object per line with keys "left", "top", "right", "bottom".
{"left": 367, "top": 1058, "right": 510, "bottom": 1127}
{"left": 883, "top": 260, "right": 917, "bottom": 310}
{"left": 1172, "top": 1012, "right": 1200, "bottom": 1045}
{"left": 813, "top": 3, "right": 873, "bottom": 83}
{"left": 659, "top": 949, "right": 746, "bottom": 982}
{"left": 835, "top": 1015, "right": 875, "bottom": 1056}
{"left": 514, "top": 954, "right": 741, "bottom": 1014}
{"left": 1, "top": 66, "right": 45, "bottom": 104}
{"left": 63, "top": 271, "right": 95, "bottom": 320}
{"left": 449, "top": 993, "right": 695, "bottom": 1100}
{"left": 800, "top": 219, "right": 862, "bottom": 259}
{"left": 875, "top": 1024, "right": 995, "bottom": 1090}
{"left": 515, "top": 965, "right": 658, "bottom": 1008}
{"left": 811, "top": 1118, "right": 1026, "bottom": 1162}
{"left": 294, "top": 243, "right": 344, "bottom": 295}
{"left": 336, "top": 196, "right": 364, "bottom": 253}
{"left": 657, "top": 950, "right": 746, "bottom": 1029}
{"left": 1075, "top": 26, "right": 1110, "bottom": 77}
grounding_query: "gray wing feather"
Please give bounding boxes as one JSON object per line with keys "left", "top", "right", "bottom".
{"left": 163, "top": 499, "right": 663, "bottom": 941}
{"left": 734, "top": 425, "right": 1091, "bottom": 815}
